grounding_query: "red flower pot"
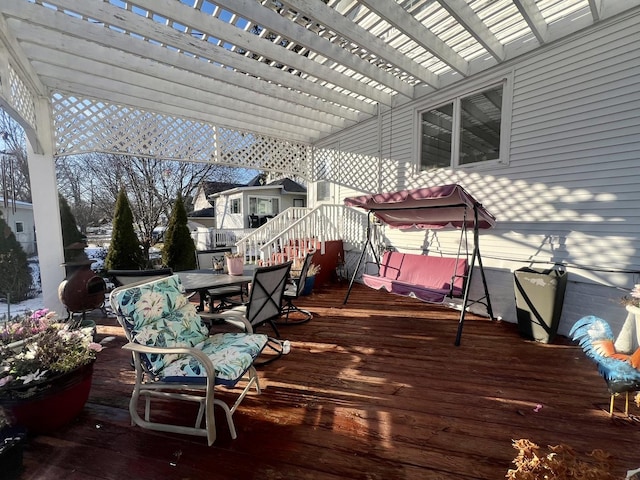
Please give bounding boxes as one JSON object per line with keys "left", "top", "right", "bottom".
{"left": 0, "top": 362, "right": 94, "bottom": 434}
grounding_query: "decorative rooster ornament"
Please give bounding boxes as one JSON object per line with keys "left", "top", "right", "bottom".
{"left": 570, "top": 314, "right": 640, "bottom": 416}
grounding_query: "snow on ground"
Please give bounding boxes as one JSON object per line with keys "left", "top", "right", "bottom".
{"left": 0, "top": 257, "right": 43, "bottom": 319}
{"left": 1, "top": 245, "right": 161, "bottom": 320}
{"left": 1, "top": 247, "right": 108, "bottom": 320}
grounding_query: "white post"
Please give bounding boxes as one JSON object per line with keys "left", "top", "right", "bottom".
{"left": 27, "top": 98, "right": 65, "bottom": 313}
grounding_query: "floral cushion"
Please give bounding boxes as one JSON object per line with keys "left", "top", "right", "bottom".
{"left": 112, "top": 275, "right": 267, "bottom": 382}
{"left": 160, "top": 332, "right": 268, "bottom": 387}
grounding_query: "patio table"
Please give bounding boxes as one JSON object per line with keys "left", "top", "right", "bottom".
{"left": 177, "top": 267, "right": 254, "bottom": 312}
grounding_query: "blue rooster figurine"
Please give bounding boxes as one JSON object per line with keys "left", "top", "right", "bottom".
{"left": 570, "top": 315, "right": 640, "bottom": 416}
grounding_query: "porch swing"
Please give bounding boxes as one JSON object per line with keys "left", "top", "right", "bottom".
{"left": 342, "top": 184, "right": 496, "bottom": 346}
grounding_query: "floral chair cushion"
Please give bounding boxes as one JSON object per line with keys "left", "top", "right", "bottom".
{"left": 160, "top": 332, "right": 268, "bottom": 387}
{"left": 112, "top": 275, "right": 268, "bottom": 384}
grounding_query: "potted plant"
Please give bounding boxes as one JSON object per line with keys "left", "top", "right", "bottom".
{"left": 224, "top": 252, "right": 245, "bottom": 275}
{"left": 0, "top": 407, "right": 26, "bottom": 479}
{"left": 615, "top": 284, "right": 640, "bottom": 353}
{"left": 506, "top": 438, "right": 618, "bottom": 479}
{"left": 0, "top": 309, "right": 103, "bottom": 433}
{"left": 301, "top": 263, "right": 321, "bottom": 296}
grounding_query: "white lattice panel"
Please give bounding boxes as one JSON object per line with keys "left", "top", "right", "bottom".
{"left": 51, "top": 93, "right": 310, "bottom": 177}
{"left": 217, "top": 128, "right": 310, "bottom": 176}
{"left": 313, "top": 146, "right": 379, "bottom": 192}
{"left": 8, "top": 64, "right": 36, "bottom": 128}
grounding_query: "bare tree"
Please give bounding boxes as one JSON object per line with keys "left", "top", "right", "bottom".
{"left": 56, "top": 155, "right": 101, "bottom": 232}
{"left": 56, "top": 152, "right": 243, "bottom": 263}
{"left": 0, "top": 110, "right": 30, "bottom": 203}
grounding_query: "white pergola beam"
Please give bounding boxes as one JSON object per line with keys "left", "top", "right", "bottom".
{"left": 512, "top": 0, "right": 549, "bottom": 44}
{"left": 282, "top": 0, "right": 439, "bottom": 89}
{"left": 357, "top": 0, "right": 469, "bottom": 76}
{"left": 17, "top": 31, "right": 347, "bottom": 132}
{"left": 34, "top": 62, "right": 325, "bottom": 142}
{"left": 1, "top": 0, "right": 374, "bottom": 117}
{"left": 437, "top": 0, "right": 505, "bottom": 61}
{"left": 0, "top": 12, "right": 46, "bottom": 98}
{"left": 588, "top": 0, "right": 602, "bottom": 21}
{"left": 45, "top": 0, "right": 393, "bottom": 106}
{"left": 213, "top": 0, "right": 415, "bottom": 99}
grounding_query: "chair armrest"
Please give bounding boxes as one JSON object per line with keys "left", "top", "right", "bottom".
{"left": 122, "top": 342, "right": 217, "bottom": 377}
{"left": 199, "top": 311, "right": 254, "bottom": 333}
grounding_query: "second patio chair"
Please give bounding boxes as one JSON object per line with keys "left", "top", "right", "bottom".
{"left": 204, "top": 261, "right": 293, "bottom": 337}
{"left": 278, "top": 253, "right": 314, "bottom": 324}
{"left": 109, "top": 274, "right": 268, "bottom": 445}
{"left": 203, "top": 261, "right": 293, "bottom": 364}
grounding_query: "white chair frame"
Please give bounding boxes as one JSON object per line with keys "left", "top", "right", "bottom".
{"left": 110, "top": 277, "right": 263, "bottom": 445}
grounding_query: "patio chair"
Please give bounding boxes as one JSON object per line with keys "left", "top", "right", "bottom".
{"left": 205, "top": 261, "right": 293, "bottom": 335}
{"left": 107, "top": 268, "right": 173, "bottom": 287}
{"left": 278, "top": 253, "right": 314, "bottom": 325}
{"left": 248, "top": 214, "right": 260, "bottom": 228}
{"left": 109, "top": 274, "right": 268, "bottom": 445}
{"left": 203, "top": 261, "right": 293, "bottom": 364}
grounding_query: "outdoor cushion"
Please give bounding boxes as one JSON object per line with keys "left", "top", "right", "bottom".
{"left": 160, "top": 332, "right": 268, "bottom": 387}
{"left": 363, "top": 251, "right": 468, "bottom": 303}
{"left": 112, "top": 274, "right": 267, "bottom": 384}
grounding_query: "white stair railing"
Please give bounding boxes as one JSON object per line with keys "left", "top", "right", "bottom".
{"left": 235, "top": 204, "right": 372, "bottom": 265}
{"left": 235, "top": 207, "right": 310, "bottom": 263}
{"left": 234, "top": 205, "right": 338, "bottom": 264}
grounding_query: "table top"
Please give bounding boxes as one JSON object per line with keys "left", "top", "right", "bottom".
{"left": 177, "top": 268, "right": 254, "bottom": 292}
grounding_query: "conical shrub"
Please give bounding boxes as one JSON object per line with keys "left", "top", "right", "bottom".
{"left": 105, "top": 189, "right": 145, "bottom": 270}
{"left": 162, "top": 193, "right": 196, "bottom": 271}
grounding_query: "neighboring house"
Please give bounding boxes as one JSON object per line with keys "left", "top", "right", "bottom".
{"left": 188, "top": 181, "right": 243, "bottom": 228}
{"left": 0, "top": 198, "right": 36, "bottom": 255}
{"left": 311, "top": 12, "right": 640, "bottom": 339}
{"left": 212, "top": 175, "right": 307, "bottom": 230}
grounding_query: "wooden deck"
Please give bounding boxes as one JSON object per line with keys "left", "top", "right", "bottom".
{"left": 20, "top": 282, "right": 640, "bottom": 479}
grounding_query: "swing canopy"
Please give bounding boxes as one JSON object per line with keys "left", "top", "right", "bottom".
{"left": 343, "top": 184, "right": 496, "bottom": 230}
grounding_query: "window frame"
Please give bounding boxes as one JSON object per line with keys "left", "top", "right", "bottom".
{"left": 415, "top": 71, "right": 513, "bottom": 172}
{"left": 229, "top": 198, "right": 241, "bottom": 214}
{"left": 15, "top": 221, "right": 24, "bottom": 233}
{"left": 248, "top": 195, "right": 280, "bottom": 216}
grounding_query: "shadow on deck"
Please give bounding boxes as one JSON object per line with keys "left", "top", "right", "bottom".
{"left": 19, "top": 282, "right": 640, "bottom": 479}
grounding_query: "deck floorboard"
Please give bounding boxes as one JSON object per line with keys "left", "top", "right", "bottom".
{"left": 19, "top": 282, "right": 640, "bottom": 479}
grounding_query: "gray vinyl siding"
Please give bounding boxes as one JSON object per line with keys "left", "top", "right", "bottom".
{"left": 312, "top": 9, "right": 640, "bottom": 337}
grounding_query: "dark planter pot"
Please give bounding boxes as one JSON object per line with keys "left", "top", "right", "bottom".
{"left": 0, "top": 362, "right": 94, "bottom": 434}
{"left": 514, "top": 268, "right": 568, "bottom": 344}
{"left": 0, "top": 426, "right": 26, "bottom": 479}
{"left": 301, "top": 275, "right": 316, "bottom": 296}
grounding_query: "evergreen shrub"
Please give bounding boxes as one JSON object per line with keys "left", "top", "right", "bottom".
{"left": 162, "top": 193, "right": 196, "bottom": 271}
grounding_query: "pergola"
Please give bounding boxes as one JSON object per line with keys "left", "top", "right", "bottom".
{"left": 0, "top": 0, "right": 638, "bottom": 310}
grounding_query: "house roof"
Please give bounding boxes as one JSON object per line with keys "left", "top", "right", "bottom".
{"left": 266, "top": 178, "right": 307, "bottom": 194}
{"left": 0, "top": 198, "right": 33, "bottom": 210}
{"left": 201, "top": 181, "right": 244, "bottom": 197}
{"left": 210, "top": 177, "right": 306, "bottom": 198}
{"left": 187, "top": 207, "right": 215, "bottom": 218}
{"left": 2, "top": 1, "right": 637, "bottom": 147}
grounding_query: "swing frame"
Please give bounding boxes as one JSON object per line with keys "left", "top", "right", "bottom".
{"left": 342, "top": 184, "right": 496, "bottom": 346}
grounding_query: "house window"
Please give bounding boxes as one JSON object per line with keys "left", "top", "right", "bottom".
{"left": 15, "top": 221, "right": 24, "bottom": 233}
{"left": 293, "top": 198, "right": 306, "bottom": 207}
{"left": 230, "top": 199, "right": 240, "bottom": 214}
{"left": 248, "top": 197, "right": 279, "bottom": 215}
{"left": 317, "top": 181, "right": 330, "bottom": 201}
{"left": 419, "top": 81, "right": 506, "bottom": 170}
